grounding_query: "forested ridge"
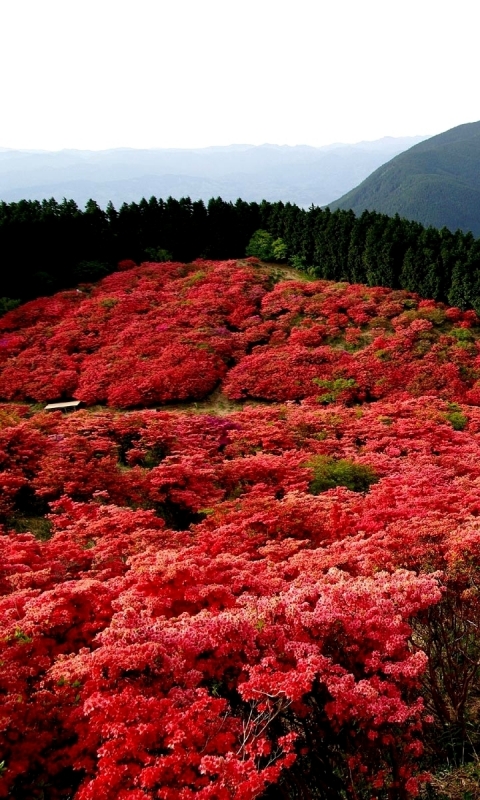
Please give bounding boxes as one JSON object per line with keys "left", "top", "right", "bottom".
{"left": 2, "top": 195, "right": 480, "bottom": 312}
{"left": 330, "top": 120, "right": 480, "bottom": 235}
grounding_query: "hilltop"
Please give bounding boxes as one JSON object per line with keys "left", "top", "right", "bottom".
{"left": 1, "top": 260, "right": 480, "bottom": 799}
{"left": 1, "top": 257, "right": 480, "bottom": 408}
{"left": 329, "top": 120, "right": 480, "bottom": 235}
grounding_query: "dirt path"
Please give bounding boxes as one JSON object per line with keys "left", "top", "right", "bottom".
{"left": 236, "top": 260, "right": 311, "bottom": 282}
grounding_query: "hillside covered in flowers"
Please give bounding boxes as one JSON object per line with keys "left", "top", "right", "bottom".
{"left": 1, "top": 259, "right": 480, "bottom": 799}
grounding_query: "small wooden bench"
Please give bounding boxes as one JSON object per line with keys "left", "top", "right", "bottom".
{"left": 44, "top": 400, "right": 83, "bottom": 413}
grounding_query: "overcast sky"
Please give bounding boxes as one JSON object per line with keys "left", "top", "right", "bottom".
{"left": 1, "top": 0, "right": 478, "bottom": 151}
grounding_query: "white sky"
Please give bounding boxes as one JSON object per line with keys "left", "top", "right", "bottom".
{"left": 1, "top": 0, "right": 478, "bottom": 151}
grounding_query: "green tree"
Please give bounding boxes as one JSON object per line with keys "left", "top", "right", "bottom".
{"left": 246, "top": 229, "right": 275, "bottom": 261}
{"left": 72, "top": 260, "right": 109, "bottom": 282}
{"left": 448, "top": 240, "right": 480, "bottom": 312}
{"left": 144, "top": 247, "right": 172, "bottom": 262}
{"left": 272, "top": 237, "right": 288, "bottom": 261}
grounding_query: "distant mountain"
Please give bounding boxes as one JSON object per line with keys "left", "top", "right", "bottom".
{"left": 0, "top": 137, "right": 428, "bottom": 209}
{"left": 329, "top": 121, "right": 480, "bottom": 235}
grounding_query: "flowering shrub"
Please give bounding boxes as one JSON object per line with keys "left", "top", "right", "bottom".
{"left": 1, "top": 261, "right": 480, "bottom": 797}
{"left": 0, "top": 262, "right": 479, "bottom": 408}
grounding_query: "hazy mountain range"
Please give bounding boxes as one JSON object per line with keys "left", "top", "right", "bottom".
{"left": 0, "top": 137, "right": 428, "bottom": 209}
{"left": 329, "top": 121, "right": 480, "bottom": 235}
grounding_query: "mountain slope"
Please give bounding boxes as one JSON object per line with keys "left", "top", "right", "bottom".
{"left": 2, "top": 260, "right": 480, "bottom": 798}
{"left": 329, "top": 120, "right": 480, "bottom": 234}
{"left": 0, "top": 137, "right": 427, "bottom": 208}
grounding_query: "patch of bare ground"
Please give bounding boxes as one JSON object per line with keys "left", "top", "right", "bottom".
{"left": 158, "top": 385, "right": 243, "bottom": 416}
{"left": 158, "top": 385, "right": 274, "bottom": 417}
{"left": 236, "top": 259, "right": 311, "bottom": 282}
{"left": 423, "top": 760, "right": 480, "bottom": 799}
{"left": 0, "top": 391, "right": 266, "bottom": 420}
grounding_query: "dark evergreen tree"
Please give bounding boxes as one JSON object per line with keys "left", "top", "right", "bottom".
{"left": 1, "top": 194, "right": 480, "bottom": 312}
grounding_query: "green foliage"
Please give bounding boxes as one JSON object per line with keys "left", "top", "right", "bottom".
{"left": 0, "top": 297, "right": 20, "bottom": 316}
{"left": 289, "top": 253, "right": 307, "bottom": 270}
{"left": 246, "top": 230, "right": 276, "bottom": 261}
{"left": 100, "top": 297, "right": 118, "bottom": 309}
{"left": 73, "top": 261, "right": 110, "bottom": 282}
{"left": 13, "top": 628, "right": 33, "bottom": 645}
{"left": 245, "top": 229, "right": 274, "bottom": 261}
{"left": 444, "top": 403, "right": 468, "bottom": 431}
{"left": 420, "top": 307, "right": 446, "bottom": 326}
{"left": 246, "top": 230, "right": 288, "bottom": 263}
{"left": 307, "top": 455, "right": 378, "bottom": 494}
{"left": 9, "top": 515, "right": 53, "bottom": 541}
{"left": 446, "top": 411, "right": 468, "bottom": 431}
{"left": 313, "top": 377, "right": 357, "bottom": 404}
{"left": 272, "top": 238, "right": 288, "bottom": 261}
{"left": 3, "top": 189, "right": 480, "bottom": 314}
{"left": 184, "top": 270, "right": 206, "bottom": 287}
{"left": 330, "top": 120, "right": 480, "bottom": 237}
{"left": 140, "top": 444, "right": 167, "bottom": 469}
{"left": 450, "top": 327, "right": 474, "bottom": 342}
{"left": 144, "top": 247, "right": 173, "bottom": 262}
{"left": 269, "top": 267, "right": 285, "bottom": 286}
{"left": 375, "top": 349, "right": 391, "bottom": 361}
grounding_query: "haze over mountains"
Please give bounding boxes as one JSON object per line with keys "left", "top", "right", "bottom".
{"left": 330, "top": 121, "right": 480, "bottom": 236}
{"left": 0, "top": 136, "right": 427, "bottom": 209}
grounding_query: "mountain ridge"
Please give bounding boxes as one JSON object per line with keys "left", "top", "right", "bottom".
{"left": 329, "top": 120, "right": 480, "bottom": 234}
{"left": 0, "top": 136, "right": 428, "bottom": 209}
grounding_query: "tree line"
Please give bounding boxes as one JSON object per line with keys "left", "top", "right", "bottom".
{"left": 1, "top": 195, "right": 480, "bottom": 311}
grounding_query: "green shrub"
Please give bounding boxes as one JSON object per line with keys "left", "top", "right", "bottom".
{"left": 307, "top": 455, "right": 378, "bottom": 494}
{"left": 9, "top": 515, "right": 53, "bottom": 541}
{"left": 313, "top": 377, "right": 358, "bottom": 404}
{"left": 450, "top": 327, "right": 474, "bottom": 342}
{"left": 289, "top": 253, "right": 307, "bottom": 270}
{"left": 444, "top": 404, "right": 468, "bottom": 431}
{"left": 100, "top": 297, "right": 118, "bottom": 309}
{"left": 447, "top": 412, "right": 468, "bottom": 430}
{"left": 420, "top": 307, "right": 446, "bottom": 326}
{"left": 0, "top": 297, "right": 21, "bottom": 316}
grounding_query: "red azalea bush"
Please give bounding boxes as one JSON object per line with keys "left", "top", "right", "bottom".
{"left": 1, "top": 261, "right": 480, "bottom": 797}
{"left": 0, "top": 261, "right": 479, "bottom": 408}
{"left": 0, "top": 261, "right": 269, "bottom": 407}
